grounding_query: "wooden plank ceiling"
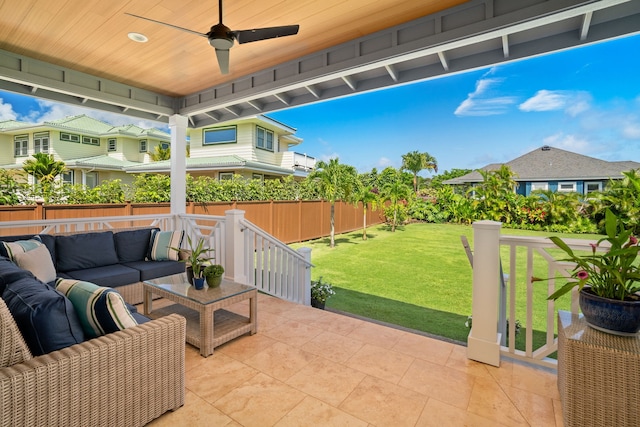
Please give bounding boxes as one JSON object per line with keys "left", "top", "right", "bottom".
{"left": 0, "top": 0, "right": 467, "bottom": 97}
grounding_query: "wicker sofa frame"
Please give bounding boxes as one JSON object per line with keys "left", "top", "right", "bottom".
{"left": 0, "top": 297, "right": 186, "bottom": 427}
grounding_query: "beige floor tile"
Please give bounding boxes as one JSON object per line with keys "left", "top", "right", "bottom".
{"left": 504, "top": 385, "right": 558, "bottom": 427}
{"left": 218, "top": 332, "right": 278, "bottom": 361}
{"left": 146, "top": 389, "right": 234, "bottom": 427}
{"left": 345, "top": 343, "right": 415, "bottom": 383}
{"left": 339, "top": 375, "right": 427, "bottom": 427}
{"left": 347, "top": 321, "right": 406, "bottom": 349}
{"left": 415, "top": 398, "right": 510, "bottom": 427}
{"left": 393, "top": 332, "right": 455, "bottom": 365}
{"left": 214, "top": 372, "right": 306, "bottom": 427}
{"left": 553, "top": 398, "right": 565, "bottom": 427}
{"left": 445, "top": 345, "right": 494, "bottom": 379}
{"left": 303, "top": 330, "right": 365, "bottom": 363}
{"left": 511, "top": 362, "right": 561, "bottom": 401}
{"left": 399, "top": 358, "right": 476, "bottom": 410}
{"left": 275, "top": 396, "right": 368, "bottom": 427}
{"left": 286, "top": 357, "right": 367, "bottom": 407}
{"left": 277, "top": 303, "right": 329, "bottom": 323}
{"left": 262, "top": 319, "right": 324, "bottom": 348}
{"left": 186, "top": 352, "right": 259, "bottom": 402}
{"left": 243, "top": 341, "right": 317, "bottom": 381}
{"left": 309, "top": 311, "right": 365, "bottom": 336}
{"left": 467, "top": 376, "right": 529, "bottom": 426}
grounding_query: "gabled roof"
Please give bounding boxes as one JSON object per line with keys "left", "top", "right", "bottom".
{"left": 0, "top": 120, "right": 31, "bottom": 130}
{"left": 124, "top": 155, "right": 294, "bottom": 176}
{"left": 445, "top": 146, "right": 640, "bottom": 184}
{"left": 64, "top": 155, "right": 140, "bottom": 170}
{"left": 45, "top": 114, "right": 115, "bottom": 134}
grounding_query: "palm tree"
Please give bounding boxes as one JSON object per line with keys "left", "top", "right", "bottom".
{"left": 309, "top": 158, "right": 357, "bottom": 247}
{"left": 380, "top": 168, "right": 411, "bottom": 232}
{"left": 401, "top": 150, "right": 438, "bottom": 193}
{"left": 22, "top": 153, "right": 66, "bottom": 184}
{"left": 351, "top": 181, "right": 380, "bottom": 240}
{"left": 148, "top": 145, "right": 171, "bottom": 161}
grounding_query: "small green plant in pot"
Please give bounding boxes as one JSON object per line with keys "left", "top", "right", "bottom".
{"left": 310, "top": 276, "right": 335, "bottom": 309}
{"left": 172, "top": 235, "right": 213, "bottom": 289}
{"left": 204, "top": 264, "right": 224, "bottom": 288}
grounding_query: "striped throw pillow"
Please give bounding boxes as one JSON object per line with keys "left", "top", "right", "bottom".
{"left": 55, "top": 279, "right": 138, "bottom": 338}
{"left": 3, "top": 237, "right": 57, "bottom": 283}
{"left": 148, "top": 230, "right": 184, "bottom": 261}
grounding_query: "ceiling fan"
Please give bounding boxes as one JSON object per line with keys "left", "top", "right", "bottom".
{"left": 126, "top": 0, "right": 299, "bottom": 74}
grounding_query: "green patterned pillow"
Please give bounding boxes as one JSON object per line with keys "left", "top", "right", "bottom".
{"left": 55, "top": 279, "right": 138, "bottom": 339}
{"left": 148, "top": 230, "right": 184, "bottom": 261}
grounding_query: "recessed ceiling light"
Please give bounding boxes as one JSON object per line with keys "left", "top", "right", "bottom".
{"left": 128, "top": 32, "right": 148, "bottom": 43}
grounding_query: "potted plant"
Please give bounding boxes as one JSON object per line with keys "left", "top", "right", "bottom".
{"left": 172, "top": 235, "right": 214, "bottom": 290}
{"left": 203, "top": 264, "right": 224, "bottom": 288}
{"left": 310, "top": 276, "right": 335, "bottom": 309}
{"left": 543, "top": 208, "right": 640, "bottom": 335}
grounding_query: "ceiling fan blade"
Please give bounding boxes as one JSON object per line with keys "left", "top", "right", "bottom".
{"left": 235, "top": 25, "right": 300, "bottom": 44}
{"left": 125, "top": 13, "right": 208, "bottom": 38}
{"left": 215, "top": 48, "right": 230, "bottom": 74}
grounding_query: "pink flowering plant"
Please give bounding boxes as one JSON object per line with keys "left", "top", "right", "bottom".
{"left": 545, "top": 209, "right": 640, "bottom": 301}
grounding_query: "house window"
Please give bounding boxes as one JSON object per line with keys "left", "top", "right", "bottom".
{"left": 14, "top": 135, "right": 28, "bottom": 157}
{"left": 85, "top": 172, "right": 98, "bottom": 188}
{"left": 82, "top": 135, "right": 100, "bottom": 146}
{"left": 203, "top": 126, "right": 237, "bottom": 145}
{"left": 139, "top": 140, "right": 147, "bottom": 152}
{"left": 160, "top": 142, "right": 169, "bottom": 150}
{"left": 558, "top": 182, "right": 576, "bottom": 192}
{"left": 60, "top": 132, "right": 80, "bottom": 143}
{"left": 62, "top": 170, "right": 74, "bottom": 185}
{"left": 34, "top": 132, "right": 50, "bottom": 153}
{"left": 108, "top": 139, "right": 117, "bottom": 151}
{"left": 219, "top": 172, "right": 233, "bottom": 181}
{"left": 256, "top": 126, "right": 274, "bottom": 151}
{"left": 252, "top": 173, "right": 264, "bottom": 181}
{"left": 531, "top": 182, "right": 548, "bottom": 192}
{"left": 585, "top": 182, "right": 602, "bottom": 193}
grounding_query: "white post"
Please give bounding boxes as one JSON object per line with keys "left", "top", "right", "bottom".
{"left": 224, "top": 209, "right": 247, "bottom": 284}
{"left": 298, "top": 247, "right": 312, "bottom": 305}
{"left": 467, "top": 220, "right": 502, "bottom": 367}
{"left": 169, "top": 114, "right": 187, "bottom": 216}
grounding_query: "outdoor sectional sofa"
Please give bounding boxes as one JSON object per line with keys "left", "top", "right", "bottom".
{"left": 0, "top": 227, "right": 185, "bottom": 305}
{"left": 0, "top": 244, "right": 186, "bottom": 426}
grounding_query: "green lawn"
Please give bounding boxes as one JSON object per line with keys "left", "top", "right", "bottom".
{"left": 290, "top": 223, "right": 602, "bottom": 346}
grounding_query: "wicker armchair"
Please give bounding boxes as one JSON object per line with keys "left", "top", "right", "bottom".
{"left": 0, "top": 297, "right": 186, "bottom": 427}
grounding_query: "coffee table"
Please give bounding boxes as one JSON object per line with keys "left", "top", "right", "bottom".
{"left": 143, "top": 273, "right": 257, "bottom": 357}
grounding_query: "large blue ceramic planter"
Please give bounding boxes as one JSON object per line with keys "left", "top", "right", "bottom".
{"left": 579, "top": 287, "right": 640, "bottom": 336}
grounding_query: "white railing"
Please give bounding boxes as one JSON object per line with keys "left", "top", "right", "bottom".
{"left": 240, "top": 218, "right": 312, "bottom": 304}
{"left": 0, "top": 210, "right": 313, "bottom": 305}
{"left": 468, "top": 221, "right": 605, "bottom": 369}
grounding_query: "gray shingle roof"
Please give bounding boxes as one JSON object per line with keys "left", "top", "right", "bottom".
{"left": 444, "top": 146, "right": 640, "bottom": 184}
{"left": 124, "top": 155, "right": 293, "bottom": 175}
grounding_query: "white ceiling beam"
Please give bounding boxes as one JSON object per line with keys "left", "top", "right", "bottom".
{"left": 224, "top": 106, "right": 240, "bottom": 116}
{"left": 305, "top": 85, "right": 321, "bottom": 98}
{"left": 502, "top": 35, "right": 510, "bottom": 58}
{"left": 342, "top": 75, "right": 357, "bottom": 91}
{"left": 247, "top": 100, "right": 263, "bottom": 111}
{"left": 30, "top": 86, "right": 37, "bottom": 94}
{"left": 384, "top": 64, "right": 399, "bottom": 82}
{"left": 274, "top": 93, "right": 291, "bottom": 105}
{"left": 437, "top": 51, "right": 449, "bottom": 71}
{"left": 188, "top": 116, "right": 195, "bottom": 126}
{"left": 580, "top": 11, "right": 593, "bottom": 40}
{"left": 204, "top": 111, "right": 220, "bottom": 121}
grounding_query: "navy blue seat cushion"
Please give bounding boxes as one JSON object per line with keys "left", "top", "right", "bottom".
{"left": 65, "top": 264, "right": 140, "bottom": 288}
{"left": 55, "top": 231, "right": 119, "bottom": 272}
{"left": 114, "top": 228, "right": 157, "bottom": 263}
{"left": 0, "top": 234, "right": 56, "bottom": 267}
{"left": 131, "top": 312, "right": 150, "bottom": 324}
{"left": 0, "top": 256, "right": 34, "bottom": 294}
{"left": 2, "top": 276, "right": 85, "bottom": 356}
{"left": 123, "top": 260, "right": 185, "bottom": 281}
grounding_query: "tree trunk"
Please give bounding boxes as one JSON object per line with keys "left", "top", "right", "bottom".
{"left": 413, "top": 174, "right": 418, "bottom": 193}
{"left": 392, "top": 206, "right": 397, "bottom": 232}
{"left": 362, "top": 209, "right": 368, "bottom": 240}
{"left": 330, "top": 203, "right": 335, "bottom": 248}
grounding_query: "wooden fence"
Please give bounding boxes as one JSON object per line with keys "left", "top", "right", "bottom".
{"left": 0, "top": 200, "right": 385, "bottom": 243}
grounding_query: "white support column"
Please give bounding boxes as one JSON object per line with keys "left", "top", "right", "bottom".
{"left": 467, "top": 220, "right": 503, "bottom": 367}
{"left": 224, "top": 209, "right": 247, "bottom": 284}
{"left": 298, "top": 247, "right": 312, "bottom": 305}
{"left": 169, "top": 114, "right": 188, "bottom": 216}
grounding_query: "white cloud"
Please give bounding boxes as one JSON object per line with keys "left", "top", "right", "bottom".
{"left": 454, "top": 71, "right": 517, "bottom": 116}
{"left": 377, "top": 157, "right": 391, "bottom": 167}
{"left": 543, "top": 132, "right": 591, "bottom": 152}
{"left": 0, "top": 98, "right": 18, "bottom": 121}
{"left": 320, "top": 152, "right": 340, "bottom": 162}
{"left": 622, "top": 123, "right": 640, "bottom": 139}
{"left": 519, "top": 90, "right": 591, "bottom": 116}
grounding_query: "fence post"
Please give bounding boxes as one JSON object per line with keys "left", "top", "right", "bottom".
{"left": 467, "top": 220, "right": 502, "bottom": 367}
{"left": 297, "top": 247, "right": 312, "bottom": 305}
{"left": 224, "top": 209, "right": 247, "bottom": 285}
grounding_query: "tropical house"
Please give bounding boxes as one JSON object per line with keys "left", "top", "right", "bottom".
{"left": 0, "top": 114, "right": 315, "bottom": 186}
{"left": 443, "top": 145, "right": 640, "bottom": 195}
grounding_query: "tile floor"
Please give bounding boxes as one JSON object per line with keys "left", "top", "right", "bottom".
{"left": 147, "top": 293, "right": 563, "bottom": 427}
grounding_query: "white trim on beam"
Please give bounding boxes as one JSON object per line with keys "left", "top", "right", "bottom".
{"left": 224, "top": 106, "right": 241, "bottom": 116}
{"left": 342, "top": 75, "right": 357, "bottom": 91}
{"left": 437, "top": 51, "right": 449, "bottom": 71}
{"left": 204, "top": 111, "right": 220, "bottom": 121}
{"left": 188, "top": 116, "right": 195, "bottom": 127}
{"left": 580, "top": 11, "right": 593, "bottom": 40}
{"left": 247, "top": 100, "right": 263, "bottom": 111}
{"left": 384, "top": 64, "right": 399, "bottom": 82}
{"left": 305, "top": 85, "right": 321, "bottom": 98}
{"left": 502, "top": 35, "right": 510, "bottom": 58}
{"left": 30, "top": 86, "right": 37, "bottom": 94}
{"left": 274, "top": 93, "right": 291, "bottom": 105}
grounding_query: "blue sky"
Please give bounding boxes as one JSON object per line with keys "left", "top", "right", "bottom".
{"left": 1, "top": 33, "right": 639, "bottom": 176}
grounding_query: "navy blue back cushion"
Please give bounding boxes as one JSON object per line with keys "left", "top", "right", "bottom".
{"left": 0, "top": 256, "right": 33, "bottom": 295}
{"left": 114, "top": 228, "right": 157, "bottom": 263}
{"left": 55, "top": 231, "right": 119, "bottom": 272}
{"left": 2, "top": 276, "right": 85, "bottom": 355}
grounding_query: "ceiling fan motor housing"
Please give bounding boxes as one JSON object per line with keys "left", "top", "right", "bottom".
{"left": 208, "top": 24, "right": 235, "bottom": 49}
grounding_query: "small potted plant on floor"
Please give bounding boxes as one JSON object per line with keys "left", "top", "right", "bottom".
{"left": 310, "top": 276, "right": 335, "bottom": 309}
{"left": 203, "top": 264, "right": 224, "bottom": 288}
{"left": 173, "top": 235, "right": 214, "bottom": 290}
